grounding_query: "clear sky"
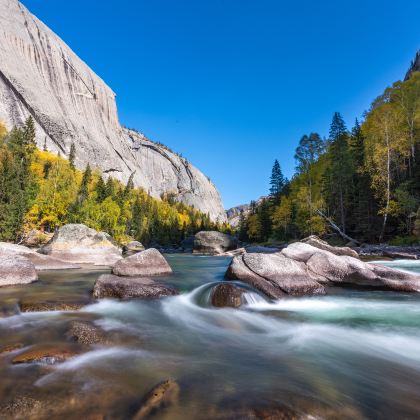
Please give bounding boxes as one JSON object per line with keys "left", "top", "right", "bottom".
{"left": 22, "top": 0, "right": 420, "bottom": 209}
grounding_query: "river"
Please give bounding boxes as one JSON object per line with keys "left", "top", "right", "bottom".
{"left": 1, "top": 255, "right": 420, "bottom": 419}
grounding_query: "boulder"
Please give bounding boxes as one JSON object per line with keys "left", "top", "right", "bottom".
{"left": 40, "top": 224, "right": 122, "bottom": 266}
{"left": 226, "top": 242, "right": 420, "bottom": 298}
{"left": 301, "top": 235, "right": 359, "bottom": 258}
{"left": 193, "top": 231, "right": 238, "bottom": 255}
{"left": 0, "top": 253, "right": 38, "bottom": 287}
{"left": 211, "top": 283, "right": 245, "bottom": 308}
{"left": 21, "top": 229, "right": 53, "bottom": 248}
{"left": 123, "top": 241, "right": 145, "bottom": 256}
{"left": 112, "top": 248, "right": 172, "bottom": 277}
{"left": 93, "top": 274, "right": 178, "bottom": 299}
{"left": 0, "top": 242, "right": 79, "bottom": 270}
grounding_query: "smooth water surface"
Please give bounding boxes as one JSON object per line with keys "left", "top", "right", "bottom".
{"left": 1, "top": 256, "right": 420, "bottom": 419}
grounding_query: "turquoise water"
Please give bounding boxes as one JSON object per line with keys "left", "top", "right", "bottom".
{"left": 1, "top": 256, "right": 420, "bottom": 418}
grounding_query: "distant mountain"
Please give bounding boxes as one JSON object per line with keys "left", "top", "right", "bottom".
{"left": 0, "top": 0, "right": 226, "bottom": 222}
{"left": 226, "top": 197, "right": 266, "bottom": 228}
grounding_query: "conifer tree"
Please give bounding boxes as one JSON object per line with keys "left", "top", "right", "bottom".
{"left": 269, "top": 159, "right": 285, "bottom": 203}
{"left": 69, "top": 142, "right": 76, "bottom": 171}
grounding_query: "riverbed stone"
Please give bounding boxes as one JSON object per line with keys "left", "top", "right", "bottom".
{"left": 12, "top": 343, "right": 83, "bottom": 364}
{"left": 193, "top": 231, "right": 238, "bottom": 255}
{"left": 112, "top": 248, "right": 173, "bottom": 277}
{"left": 211, "top": 283, "right": 245, "bottom": 308}
{"left": 133, "top": 379, "right": 180, "bottom": 420}
{"left": 0, "top": 242, "right": 80, "bottom": 270}
{"left": 40, "top": 224, "right": 122, "bottom": 266}
{"left": 93, "top": 274, "right": 178, "bottom": 299}
{"left": 19, "top": 300, "right": 86, "bottom": 312}
{"left": 0, "top": 253, "right": 38, "bottom": 287}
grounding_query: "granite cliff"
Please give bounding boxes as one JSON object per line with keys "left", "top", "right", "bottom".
{"left": 0, "top": 0, "right": 226, "bottom": 222}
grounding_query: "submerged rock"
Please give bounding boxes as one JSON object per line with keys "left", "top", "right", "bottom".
{"left": 40, "top": 224, "right": 122, "bottom": 266}
{"left": 226, "top": 242, "right": 420, "bottom": 298}
{"left": 66, "top": 320, "right": 109, "bottom": 345}
{"left": 12, "top": 343, "right": 82, "bottom": 364}
{"left": 0, "top": 242, "right": 79, "bottom": 270}
{"left": 301, "top": 235, "right": 359, "bottom": 258}
{"left": 211, "top": 283, "right": 245, "bottom": 308}
{"left": 193, "top": 231, "right": 238, "bottom": 255}
{"left": 0, "top": 253, "right": 38, "bottom": 287}
{"left": 133, "top": 379, "right": 180, "bottom": 420}
{"left": 112, "top": 248, "right": 173, "bottom": 277}
{"left": 19, "top": 301, "right": 86, "bottom": 312}
{"left": 93, "top": 274, "right": 178, "bottom": 299}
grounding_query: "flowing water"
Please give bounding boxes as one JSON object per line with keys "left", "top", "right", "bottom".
{"left": 1, "top": 255, "right": 420, "bottom": 419}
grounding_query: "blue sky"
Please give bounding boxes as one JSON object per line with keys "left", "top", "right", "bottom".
{"left": 23, "top": 0, "right": 420, "bottom": 209}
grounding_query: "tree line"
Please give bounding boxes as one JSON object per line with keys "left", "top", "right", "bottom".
{"left": 0, "top": 119, "right": 228, "bottom": 245}
{"left": 239, "top": 72, "right": 420, "bottom": 245}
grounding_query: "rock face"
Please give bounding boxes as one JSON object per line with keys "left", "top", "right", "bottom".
{"left": 0, "top": 242, "right": 79, "bottom": 270}
{"left": 40, "top": 224, "right": 122, "bottom": 266}
{"left": 93, "top": 274, "right": 178, "bottom": 299}
{"left": 0, "top": 0, "right": 226, "bottom": 223}
{"left": 0, "top": 253, "right": 38, "bottom": 286}
{"left": 226, "top": 242, "right": 420, "bottom": 298}
{"left": 193, "top": 231, "right": 238, "bottom": 255}
{"left": 112, "top": 248, "right": 173, "bottom": 277}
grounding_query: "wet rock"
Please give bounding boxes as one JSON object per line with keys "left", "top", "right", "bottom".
{"left": 226, "top": 255, "right": 286, "bottom": 299}
{"left": 383, "top": 250, "right": 419, "bottom": 260}
{"left": 19, "top": 300, "right": 86, "bottom": 312}
{"left": 211, "top": 284, "right": 245, "bottom": 308}
{"left": 124, "top": 241, "right": 145, "bottom": 256}
{"left": 133, "top": 379, "right": 180, "bottom": 420}
{"left": 193, "top": 231, "right": 238, "bottom": 255}
{"left": 21, "top": 229, "right": 53, "bottom": 248}
{"left": 0, "top": 253, "right": 38, "bottom": 287}
{"left": 301, "top": 235, "right": 359, "bottom": 258}
{"left": 12, "top": 343, "right": 83, "bottom": 364}
{"left": 93, "top": 274, "right": 178, "bottom": 299}
{"left": 0, "top": 242, "right": 80, "bottom": 270}
{"left": 66, "top": 320, "right": 109, "bottom": 345}
{"left": 112, "top": 248, "right": 173, "bottom": 277}
{"left": 40, "top": 224, "right": 122, "bottom": 266}
{"left": 0, "top": 343, "right": 24, "bottom": 355}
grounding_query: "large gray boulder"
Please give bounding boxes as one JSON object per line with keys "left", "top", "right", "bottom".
{"left": 112, "top": 248, "right": 173, "bottom": 277}
{"left": 226, "top": 242, "right": 420, "bottom": 298}
{"left": 193, "top": 231, "right": 238, "bottom": 255}
{"left": 0, "top": 253, "right": 38, "bottom": 286}
{"left": 0, "top": 0, "right": 226, "bottom": 224}
{"left": 93, "top": 274, "right": 178, "bottom": 299}
{"left": 0, "top": 242, "right": 79, "bottom": 270}
{"left": 40, "top": 224, "right": 122, "bottom": 266}
{"left": 301, "top": 235, "right": 359, "bottom": 258}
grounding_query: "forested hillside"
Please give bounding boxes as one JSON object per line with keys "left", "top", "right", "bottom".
{"left": 0, "top": 119, "right": 228, "bottom": 245}
{"left": 239, "top": 71, "right": 420, "bottom": 244}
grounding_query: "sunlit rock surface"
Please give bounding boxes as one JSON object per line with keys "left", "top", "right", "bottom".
{"left": 0, "top": 0, "right": 226, "bottom": 222}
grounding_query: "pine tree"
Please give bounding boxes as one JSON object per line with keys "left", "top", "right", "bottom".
{"left": 95, "top": 176, "right": 107, "bottom": 202}
{"left": 269, "top": 159, "right": 285, "bottom": 203}
{"left": 69, "top": 142, "right": 76, "bottom": 171}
